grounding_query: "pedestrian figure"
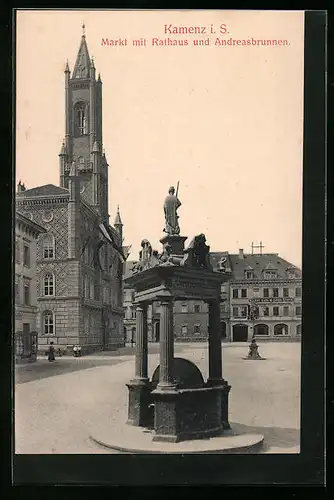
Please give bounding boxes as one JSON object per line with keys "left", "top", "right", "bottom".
{"left": 130, "top": 338, "right": 134, "bottom": 347}
{"left": 48, "top": 341, "right": 55, "bottom": 362}
{"left": 77, "top": 345, "right": 82, "bottom": 357}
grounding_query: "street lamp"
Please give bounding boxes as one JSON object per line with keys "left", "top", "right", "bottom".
{"left": 247, "top": 300, "right": 259, "bottom": 340}
{"left": 244, "top": 299, "right": 265, "bottom": 360}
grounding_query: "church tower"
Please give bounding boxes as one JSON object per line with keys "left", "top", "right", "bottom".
{"left": 59, "top": 25, "right": 109, "bottom": 225}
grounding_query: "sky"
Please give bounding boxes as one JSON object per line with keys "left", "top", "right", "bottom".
{"left": 16, "top": 10, "right": 304, "bottom": 268}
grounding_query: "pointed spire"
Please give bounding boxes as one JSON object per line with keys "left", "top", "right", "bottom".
{"left": 97, "top": 72, "right": 102, "bottom": 83}
{"left": 65, "top": 59, "right": 70, "bottom": 73}
{"left": 82, "top": 22, "right": 86, "bottom": 37}
{"left": 114, "top": 205, "right": 123, "bottom": 226}
{"left": 72, "top": 25, "right": 91, "bottom": 79}
{"left": 59, "top": 140, "right": 67, "bottom": 156}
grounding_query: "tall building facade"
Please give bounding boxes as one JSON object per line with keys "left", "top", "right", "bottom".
{"left": 124, "top": 250, "right": 302, "bottom": 343}
{"left": 15, "top": 212, "right": 46, "bottom": 362}
{"left": 16, "top": 30, "right": 125, "bottom": 354}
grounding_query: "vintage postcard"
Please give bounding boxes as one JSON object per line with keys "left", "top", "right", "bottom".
{"left": 13, "top": 9, "right": 325, "bottom": 486}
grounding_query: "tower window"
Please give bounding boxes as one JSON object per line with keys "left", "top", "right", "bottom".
{"left": 74, "top": 102, "right": 88, "bottom": 136}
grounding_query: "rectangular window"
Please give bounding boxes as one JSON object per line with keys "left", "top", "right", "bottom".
{"left": 194, "top": 304, "right": 200, "bottom": 313}
{"left": 283, "top": 306, "right": 289, "bottom": 316}
{"left": 240, "top": 306, "right": 247, "bottom": 317}
{"left": 15, "top": 240, "right": 20, "bottom": 264}
{"left": 232, "top": 289, "right": 238, "bottom": 299}
{"left": 181, "top": 304, "right": 188, "bottom": 313}
{"left": 296, "top": 306, "right": 302, "bottom": 316}
{"left": 283, "top": 288, "right": 289, "bottom": 298}
{"left": 232, "top": 307, "right": 239, "bottom": 318}
{"left": 263, "top": 307, "right": 269, "bottom": 317}
{"left": 253, "top": 287, "right": 260, "bottom": 297}
{"left": 181, "top": 326, "right": 188, "bottom": 335}
{"left": 273, "top": 288, "right": 279, "bottom": 298}
{"left": 23, "top": 245, "right": 30, "bottom": 267}
{"left": 245, "top": 271, "right": 254, "bottom": 279}
{"left": 194, "top": 325, "right": 200, "bottom": 334}
{"left": 263, "top": 288, "right": 269, "bottom": 298}
{"left": 273, "top": 306, "right": 279, "bottom": 316}
{"left": 295, "top": 287, "right": 302, "bottom": 297}
{"left": 44, "top": 313, "right": 54, "bottom": 335}
{"left": 24, "top": 279, "right": 30, "bottom": 305}
{"left": 241, "top": 289, "right": 247, "bottom": 298}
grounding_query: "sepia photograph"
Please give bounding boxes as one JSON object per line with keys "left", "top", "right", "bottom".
{"left": 13, "top": 8, "right": 325, "bottom": 485}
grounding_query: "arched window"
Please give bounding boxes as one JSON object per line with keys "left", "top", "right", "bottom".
{"left": 296, "top": 324, "right": 302, "bottom": 335}
{"left": 42, "top": 234, "right": 55, "bottom": 259}
{"left": 43, "top": 311, "right": 54, "bottom": 335}
{"left": 74, "top": 102, "right": 88, "bottom": 136}
{"left": 44, "top": 273, "right": 54, "bottom": 296}
{"left": 254, "top": 324, "right": 269, "bottom": 336}
{"left": 274, "top": 323, "right": 289, "bottom": 336}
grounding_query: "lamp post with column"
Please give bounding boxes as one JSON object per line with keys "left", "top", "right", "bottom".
{"left": 245, "top": 299, "right": 265, "bottom": 360}
{"left": 247, "top": 299, "right": 259, "bottom": 340}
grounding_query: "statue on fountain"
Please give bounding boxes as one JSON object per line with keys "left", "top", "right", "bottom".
{"left": 163, "top": 185, "right": 181, "bottom": 235}
{"left": 181, "top": 233, "right": 213, "bottom": 270}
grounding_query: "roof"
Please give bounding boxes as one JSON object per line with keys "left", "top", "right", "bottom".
{"left": 72, "top": 34, "right": 91, "bottom": 79}
{"left": 228, "top": 253, "right": 302, "bottom": 280}
{"left": 15, "top": 211, "right": 47, "bottom": 235}
{"left": 123, "top": 260, "right": 137, "bottom": 280}
{"left": 16, "top": 184, "right": 69, "bottom": 198}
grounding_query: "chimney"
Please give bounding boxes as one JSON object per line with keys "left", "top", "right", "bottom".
{"left": 239, "top": 248, "right": 244, "bottom": 259}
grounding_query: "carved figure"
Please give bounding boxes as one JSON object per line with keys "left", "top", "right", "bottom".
{"left": 182, "top": 234, "right": 213, "bottom": 270}
{"left": 139, "top": 239, "right": 152, "bottom": 261}
{"left": 163, "top": 186, "right": 181, "bottom": 235}
{"left": 70, "top": 160, "right": 77, "bottom": 177}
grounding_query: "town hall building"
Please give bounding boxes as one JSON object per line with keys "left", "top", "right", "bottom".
{"left": 16, "top": 29, "right": 125, "bottom": 354}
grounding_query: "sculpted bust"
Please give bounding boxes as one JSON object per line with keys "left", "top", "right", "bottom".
{"left": 163, "top": 186, "right": 181, "bottom": 235}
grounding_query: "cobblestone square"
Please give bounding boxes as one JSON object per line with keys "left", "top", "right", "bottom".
{"left": 15, "top": 342, "right": 300, "bottom": 454}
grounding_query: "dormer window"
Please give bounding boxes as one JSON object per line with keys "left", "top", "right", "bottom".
{"left": 286, "top": 267, "right": 297, "bottom": 279}
{"left": 264, "top": 271, "right": 277, "bottom": 279}
{"left": 245, "top": 270, "right": 254, "bottom": 279}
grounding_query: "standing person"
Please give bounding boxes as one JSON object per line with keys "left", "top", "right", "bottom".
{"left": 48, "top": 341, "right": 55, "bottom": 362}
{"left": 48, "top": 342, "right": 56, "bottom": 361}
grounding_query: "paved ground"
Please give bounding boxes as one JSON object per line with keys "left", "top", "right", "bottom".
{"left": 14, "top": 342, "right": 301, "bottom": 454}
